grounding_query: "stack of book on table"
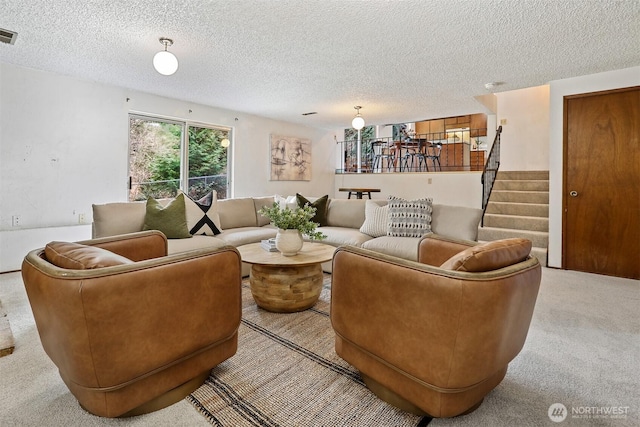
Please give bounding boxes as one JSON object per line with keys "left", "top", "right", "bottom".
{"left": 260, "top": 238, "right": 278, "bottom": 252}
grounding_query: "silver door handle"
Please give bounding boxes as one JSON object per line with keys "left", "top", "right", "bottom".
{"left": 570, "top": 191, "right": 578, "bottom": 197}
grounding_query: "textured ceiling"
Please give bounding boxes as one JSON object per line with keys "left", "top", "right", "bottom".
{"left": 1, "top": 0, "right": 639, "bottom": 129}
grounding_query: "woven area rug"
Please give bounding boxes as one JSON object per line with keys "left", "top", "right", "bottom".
{"left": 188, "top": 274, "right": 431, "bottom": 427}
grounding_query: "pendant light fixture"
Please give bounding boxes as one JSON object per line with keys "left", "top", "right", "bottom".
{"left": 153, "top": 37, "right": 179, "bottom": 76}
{"left": 352, "top": 106, "right": 365, "bottom": 130}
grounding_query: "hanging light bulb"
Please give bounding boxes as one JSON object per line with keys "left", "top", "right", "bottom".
{"left": 352, "top": 106, "right": 365, "bottom": 130}
{"left": 220, "top": 138, "right": 230, "bottom": 148}
{"left": 153, "top": 37, "right": 178, "bottom": 76}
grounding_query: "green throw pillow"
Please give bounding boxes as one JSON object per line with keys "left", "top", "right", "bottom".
{"left": 296, "top": 194, "right": 329, "bottom": 226}
{"left": 143, "top": 193, "right": 192, "bottom": 239}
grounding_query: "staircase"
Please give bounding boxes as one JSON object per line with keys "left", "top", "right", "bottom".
{"left": 478, "top": 171, "right": 549, "bottom": 266}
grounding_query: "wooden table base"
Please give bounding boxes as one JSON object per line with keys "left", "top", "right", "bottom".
{"left": 249, "top": 263, "right": 324, "bottom": 313}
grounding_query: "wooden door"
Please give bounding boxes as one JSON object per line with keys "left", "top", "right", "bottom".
{"left": 563, "top": 87, "right": 640, "bottom": 279}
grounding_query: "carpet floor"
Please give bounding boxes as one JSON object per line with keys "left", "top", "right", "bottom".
{"left": 0, "top": 267, "right": 638, "bottom": 426}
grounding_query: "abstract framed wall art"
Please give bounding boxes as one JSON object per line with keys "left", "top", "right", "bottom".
{"left": 270, "top": 134, "right": 311, "bottom": 181}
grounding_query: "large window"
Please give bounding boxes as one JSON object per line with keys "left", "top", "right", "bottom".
{"left": 128, "top": 115, "right": 230, "bottom": 201}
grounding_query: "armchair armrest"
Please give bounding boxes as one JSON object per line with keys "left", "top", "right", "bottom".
{"left": 418, "top": 232, "right": 476, "bottom": 266}
{"left": 78, "top": 230, "right": 168, "bottom": 261}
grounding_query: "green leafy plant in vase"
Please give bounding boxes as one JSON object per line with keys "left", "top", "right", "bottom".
{"left": 258, "top": 203, "right": 326, "bottom": 256}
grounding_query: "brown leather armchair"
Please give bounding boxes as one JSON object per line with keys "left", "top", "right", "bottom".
{"left": 21, "top": 231, "right": 242, "bottom": 417}
{"left": 331, "top": 233, "right": 541, "bottom": 418}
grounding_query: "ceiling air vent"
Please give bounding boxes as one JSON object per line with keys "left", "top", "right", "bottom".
{"left": 0, "top": 28, "right": 18, "bottom": 45}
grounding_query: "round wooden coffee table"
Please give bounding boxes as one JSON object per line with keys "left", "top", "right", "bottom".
{"left": 237, "top": 242, "right": 335, "bottom": 313}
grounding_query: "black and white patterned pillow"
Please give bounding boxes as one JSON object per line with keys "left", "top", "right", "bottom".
{"left": 182, "top": 190, "right": 223, "bottom": 235}
{"left": 387, "top": 196, "right": 432, "bottom": 238}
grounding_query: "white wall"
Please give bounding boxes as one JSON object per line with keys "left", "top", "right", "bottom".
{"left": 4, "top": 61, "right": 636, "bottom": 272}
{"left": 0, "top": 63, "right": 334, "bottom": 271}
{"left": 547, "top": 66, "right": 640, "bottom": 268}
{"left": 333, "top": 172, "right": 482, "bottom": 208}
{"left": 496, "top": 85, "right": 550, "bottom": 171}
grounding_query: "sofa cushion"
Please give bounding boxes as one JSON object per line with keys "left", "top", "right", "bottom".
{"left": 361, "top": 236, "right": 422, "bottom": 261}
{"left": 92, "top": 201, "right": 147, "bottom": 238}
{"left": 327, "top": 199, "right": 368, "bottom": 229}
{"left": 387, "top": 196, "right": 432, "bottom": 238}
{"left": 431, "top": 204, "right": 483, "bottom": 241}
{"left": 183, "top": 190, "right": 222, "bottom": 235}
{"left": 359, "top": 200, "right": 389, "bottom": 237}
{"left": 315, "top": 227, "right": 373, "bottom": 248}
{"left": 217, "top": 227, "right": 278, "bottom": 247}
{"left": 45, "top": 241, "right": 133, "bottom": 269}
{"left": 143, "top": 193, "right": 192, "bottom": 239}
{"left": 217, "top": 198, "right": 258, "bottom": 229}
{"left": 440, "top": 238, "right": 532, "bottom": 272}
{"left": 297, "top": 194, "right": 329, "bottom": 226}
{"left": 254, "top": 196, "right": 276, "bottom": 226}
{"left": 167, "top": 235, "right": 228, "bottom": 255}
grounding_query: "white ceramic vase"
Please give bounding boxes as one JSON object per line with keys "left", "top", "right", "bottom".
{"left": 275, "top": 229, "right": 303, "bottom": 256}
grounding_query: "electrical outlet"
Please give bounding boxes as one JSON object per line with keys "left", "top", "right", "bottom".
{"left": 500, "top": 118, "right": 508, "bottom": 125}
{"left": 78, "top": 213, "right": 86, "bottom": 224}
{"left": 12, "top": 215, "right": 20, "bottom": 227}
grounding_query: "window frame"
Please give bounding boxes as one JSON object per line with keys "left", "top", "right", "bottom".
{"left": 127, "top": 113, "right": 232, "bottom": 200}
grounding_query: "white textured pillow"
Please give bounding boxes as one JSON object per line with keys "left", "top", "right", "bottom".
{"left": 359, "top": 200, "right": 389, "bottom": 237}
{"left": 387, "top": 196, "right": 433, "bottom": 238}
{"left": 182, "top": 190, "right": 222, "bottom": 235}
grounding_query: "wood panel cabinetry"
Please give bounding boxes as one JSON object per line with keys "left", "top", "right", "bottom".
{"left": 440, "top": 143, "right": 466, "bottom": 170}
{"left": 470, "top": 150, "right": 486, "bottom": 171}
{"left": 414, "top": 113, "right": 487, "bottom": 170}
{"left": 414, "top": 120, "right": 430, "bottom": 134}
{"left": 470, "top": 114, "right": 487, "bottom": 137}
{"left": 416, "top": 113, "right": 486, "bottom": 136}
{"left": 415, "top": 119, "right": 444, "bottom": 135}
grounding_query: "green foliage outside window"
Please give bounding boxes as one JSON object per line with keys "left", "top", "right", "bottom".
{"left": 129, "top": 118, "right": 229, "bottom": 201}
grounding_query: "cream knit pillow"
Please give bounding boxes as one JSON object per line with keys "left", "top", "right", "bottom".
{"left": 359, "top": 200, "right": 389, "bottom": 237}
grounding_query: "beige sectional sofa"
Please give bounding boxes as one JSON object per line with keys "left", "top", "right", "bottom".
{"left": 92, "top": 196, "right": 483, "bottom": 273}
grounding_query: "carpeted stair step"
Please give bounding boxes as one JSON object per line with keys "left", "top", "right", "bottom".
{"left": 484, "top": 170, "right": 549, "bottom": 266}
{"left": 496, "top": 170, "right": 549, "bottom": 180}
{"left": 489, "top": 190, "right": 549, "bottom": 204}
{"left": 483, "top": 213, "right": 549, "bottom": 232}
{"left": 478, "top": 226, "right": 549, "bottom": 249}
{"left": 485, "top": 201, "right": 549, "bottom": 217}
{"left": 492, "top": 180, "right": 549, "bottom": 191}
{"left": 530, "top": 247, "right": 548, "bottom": 266}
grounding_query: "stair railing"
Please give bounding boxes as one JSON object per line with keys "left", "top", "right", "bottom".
{"left": 480, "top": 126, "right": 502, "bottom": 226}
